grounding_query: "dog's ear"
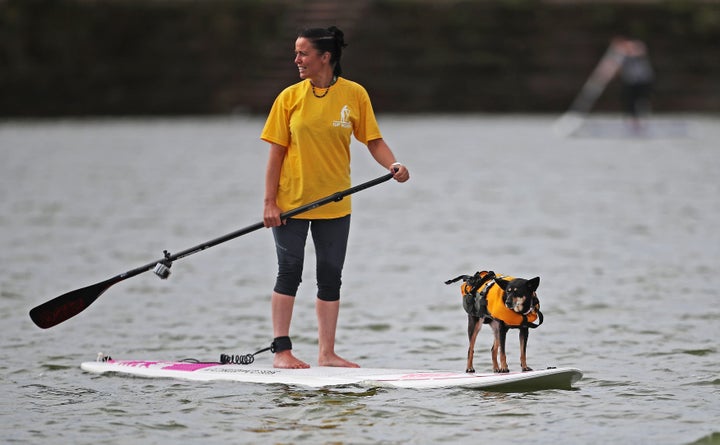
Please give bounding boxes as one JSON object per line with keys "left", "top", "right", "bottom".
{"left": 495, "top": 277, "right": 510, "bottom": 290}
{"left": 528, "top": 277, "right": 540, "bottom": 292}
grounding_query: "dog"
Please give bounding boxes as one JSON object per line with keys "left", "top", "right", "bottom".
{"left": 445, "top": 271, "right": 543, "bottom": 373}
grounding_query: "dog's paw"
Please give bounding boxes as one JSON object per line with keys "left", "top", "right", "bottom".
{"left": 494, "top": 368, "right": 510, "bottom": 374}
{"left": 465, "top": 368, "right": 475, "bottom": 374}
{"left": 522, "top": 367, "right": 533, "bottom": 372}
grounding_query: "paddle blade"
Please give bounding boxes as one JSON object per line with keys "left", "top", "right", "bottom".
{"left": 29, "top": 278, "right": 117, "bottom": 329}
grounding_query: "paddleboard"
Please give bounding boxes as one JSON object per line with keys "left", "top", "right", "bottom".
{"left": 81, "top": 359, "right": 582, "bottom": 391}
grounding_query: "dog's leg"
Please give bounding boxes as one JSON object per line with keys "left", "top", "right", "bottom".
{"left": 490, "top": 335, "right": 500, "bottom": 373}
{"left": 519, "top": 327, "right": 532, "bottom": 372}
{"left": 466, "top": 315, "right": 481, "bottom": 373}
{"left": 491, "top": 321, "right": 510, "bottom": 373}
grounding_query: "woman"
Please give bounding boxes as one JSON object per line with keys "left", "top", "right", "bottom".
{"left": 261, "top": 26, "right": 409, "bottom": 369}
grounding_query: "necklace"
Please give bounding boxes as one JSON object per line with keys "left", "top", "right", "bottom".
{"left": 311, "top": 85, "right": 330, "bottom": 98}
{"left": 311, "top": 76, "right": 337, "bottom": 98}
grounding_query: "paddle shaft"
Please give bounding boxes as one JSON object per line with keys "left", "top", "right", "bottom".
{"left": 553, "top": 44, "right": 623, "bottom": 136}
{"left": 29, "top": 171, "right": 395, "bottom": 329}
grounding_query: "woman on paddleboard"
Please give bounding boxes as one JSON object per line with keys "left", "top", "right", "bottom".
{"left": 261, "top": 26, "right": 409, "bottom": 369}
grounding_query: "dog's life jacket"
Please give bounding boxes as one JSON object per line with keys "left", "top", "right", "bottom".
{"left": 448, "top": 271, "right": 542, "bottom": 328}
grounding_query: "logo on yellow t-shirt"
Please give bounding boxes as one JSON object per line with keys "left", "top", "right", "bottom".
{"left": 332, "top": 105, "right": 352, "bottom": 128}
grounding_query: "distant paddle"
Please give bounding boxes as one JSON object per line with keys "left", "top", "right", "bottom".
{"left": 29, "top": 172, "right": 396, "bottom": 329}
{"left": 553, "top": 43, "right": 622, "bottom": 137}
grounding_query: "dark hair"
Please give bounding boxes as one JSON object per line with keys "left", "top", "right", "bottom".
{"left": 298, "top": 26, "right": 347, "bottom": 77}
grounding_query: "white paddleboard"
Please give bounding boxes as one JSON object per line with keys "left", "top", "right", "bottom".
{"left": 81, "top": 359, "right": 582, "bottom": 391}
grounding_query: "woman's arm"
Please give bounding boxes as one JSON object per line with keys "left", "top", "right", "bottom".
{"left": 264, "top": 143, "right": 287, "bottom": 227}
{"left": 367, "top": 138, "right": 410, "bottom": 183}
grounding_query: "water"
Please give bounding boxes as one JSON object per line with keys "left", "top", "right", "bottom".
{"left": 1, "top": 115, "right": 718, "bottom": 444}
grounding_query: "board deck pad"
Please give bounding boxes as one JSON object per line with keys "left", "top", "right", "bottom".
{"left": 81, "top": 359, "right": 582, "bottom": 391}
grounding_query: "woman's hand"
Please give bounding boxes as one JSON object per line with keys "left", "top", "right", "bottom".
{"left": 390, "top": 162, "right": 410, "bottom": 183}
{"left": 263, "top": 200, "right": 284, "bottom": 227}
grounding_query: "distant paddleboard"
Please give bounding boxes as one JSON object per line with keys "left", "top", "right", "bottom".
{"left": 81, "top": 359, "right": 582, "bottom": 391}
{"left": 570, "top": 117, "right": 691, "bottom": 139}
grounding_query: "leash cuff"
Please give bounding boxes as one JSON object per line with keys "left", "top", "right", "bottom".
{"left": 271, "top": 336, "right": 292, "bottom": 353}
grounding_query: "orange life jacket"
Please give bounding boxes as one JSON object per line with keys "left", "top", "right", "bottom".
{"left": 460, "top": 271, "right": 540, "bottom": 328}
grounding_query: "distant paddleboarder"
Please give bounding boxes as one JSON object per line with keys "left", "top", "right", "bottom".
{"left": 610, "top": 37, "right": 655, "bottom": 129}
{"left": 554, "top": 36, "right": 655, "bottom": 136}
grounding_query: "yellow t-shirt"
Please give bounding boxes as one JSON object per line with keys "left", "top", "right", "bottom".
{"left": 261, "top": 77, "right": 382, "bottom": 219}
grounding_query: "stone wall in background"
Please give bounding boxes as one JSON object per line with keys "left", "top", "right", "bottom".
{"left": 1, "top": 0, "right": 718, "bottom": 116}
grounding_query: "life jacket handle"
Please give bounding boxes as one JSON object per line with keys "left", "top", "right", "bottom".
{"left": 444, "top": 271, "right": 497, "bottom": 294}
{"left": 521, "top": 308, "right": 544, "bottom": 329}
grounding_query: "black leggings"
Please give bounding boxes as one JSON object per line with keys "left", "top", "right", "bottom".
{"left": 622, "top": 82, "right": 652, "bottom": 117}
{"left": 272, "top": 215, "right": 351, "bottom": 301}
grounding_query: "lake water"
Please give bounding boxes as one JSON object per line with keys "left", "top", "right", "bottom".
{"left": 1, "top": 115, "right": 718, "bottom": 444}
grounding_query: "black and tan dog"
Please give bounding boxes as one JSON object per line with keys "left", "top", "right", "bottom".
{"left": 446, "top": 271, "right": 543, "bottom": 373}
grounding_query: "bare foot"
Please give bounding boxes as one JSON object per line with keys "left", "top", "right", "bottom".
{"left": 319, "top": 353, "right": 360, "bottom": 368}
{"left": 273, "top": 350, "right": 310, "bottom": 369}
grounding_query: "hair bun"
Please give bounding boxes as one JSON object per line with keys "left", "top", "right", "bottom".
{"left": 328, "top": 26, "right": 348, "bottom": 48}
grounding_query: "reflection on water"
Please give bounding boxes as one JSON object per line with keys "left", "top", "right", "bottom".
{"left": 1, "top": 115, "right": 719, "bottom": 444}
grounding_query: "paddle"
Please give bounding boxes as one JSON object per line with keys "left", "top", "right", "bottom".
{"left": 553, "top": 43, "right": 622, "bottom": 137}
{"left": 29, "top": 171, "right": 396, "bottom": 329}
